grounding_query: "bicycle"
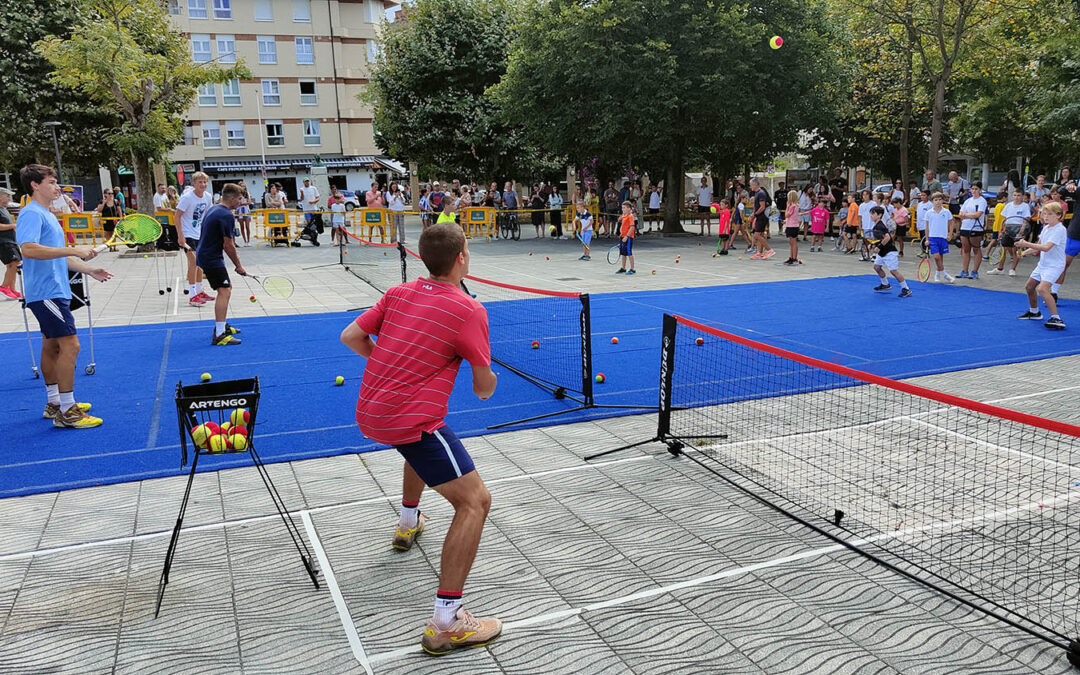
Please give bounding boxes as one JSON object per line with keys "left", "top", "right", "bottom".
{"left": 499, "top": 211, "right": 520, "bottom": 240}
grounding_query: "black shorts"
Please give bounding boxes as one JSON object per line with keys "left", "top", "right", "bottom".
{"left": 1001, "top": 233, "right": 1017, "bottom": 248}
{"left": 784, "top": 226, "right": 800, "bottom": 239}
{"left": 698, "top": 205, "right": 711, "bottom": 213}
{"left": 753, "top": 215, "right": 768, "bottom": 233}
{"left": 185, "top": 237, "right": 199, "bottom": 251}
{"left": 0, "top": 241, "right": 20, "bottom": 265}
{"left": 960, "top": 230, "right": 983, "bottom": 239}
{"left": 619, "top": 237, "right": 634, "bottom": 256}
{"left": 28, "top": 298, "right": 77, "bottom": 338}
{"left": 718, "top": 233, "right": 730, "bottom": 240}
{"left": 203, "top": 266, "right": 231, "bottom": 290}
{"left": 948, "top": 203, "right": 961, "bottom": 216}
{"left": 893, "top": 228, "right": 905, "bottom": 241}
{"left": 844, "top": 226, "right": 858, "bottom": 235}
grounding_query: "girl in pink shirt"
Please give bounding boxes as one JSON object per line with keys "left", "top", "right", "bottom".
{"left": 891, "top": 197, "right": 909, "bottom": 256}
{"left": 809, "top": 198, "right": 830, "bottom": 252}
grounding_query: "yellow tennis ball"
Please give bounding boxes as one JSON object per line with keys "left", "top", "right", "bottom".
{"left": 220, "top": 422, "right": 231, "bottom": 434}
{"left": 230, "top": 408, "right": 250, "bottom": 427}
{"left": 229, "top": 432, "right": 248, "bottom": 451}
{"left": 770, "top": 35, "right": 784, "bottom": 49}
{"left": 201, "top": 372, "right": 211, "bottom": 382}
{"left": 191, "top": 424, "right": 213, "bottom": 449}
{"left": 208, "top": 434, "right": 228, "bottom": 454}
{"left": 334, "top": 375, "right": 345, "bottom": 386}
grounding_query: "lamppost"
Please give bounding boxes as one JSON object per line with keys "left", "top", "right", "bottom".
{"left": 44, "top": 121, "right": 63, "bottom": 184}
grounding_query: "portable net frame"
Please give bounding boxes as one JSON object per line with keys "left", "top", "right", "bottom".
{"left": 594, "top": 314, "right": 1080, "bottom": 664}
{"left": 339, "top": 230, "right": 407, "bottom": 295}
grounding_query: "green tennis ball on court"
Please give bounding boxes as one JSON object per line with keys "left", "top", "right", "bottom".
{"left": 695, "top": 337, "right": 704, "bottom": 346}
{"left": 200, "top": 372, "right": 211, "bottom": 382}
{"left": 595, "top": 373, "right": 606, "bottom": 383}
{"left": 335, "top": 375, "right": 345, "bottom": 386}
{"left": 209, "top": 434, "right": 229, "bottom": 454}
{"left": 611, "top": 337, "right": 619, "bottom": 344}
{"left": 191, "top": 424, "right": 214, "bottom": 448}
{"left": 531, "top": 340, "right": 540, "bottom": 349}
{"left": 249, "top": 295, "right": 257, "bottom": 303}
{"left": 230, "top": 408, "right": 250, "bottom": 427}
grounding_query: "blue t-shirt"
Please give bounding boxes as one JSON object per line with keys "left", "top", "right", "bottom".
{"left": 195, "top": 204, "right": 235, "bottom": 269}
{"left": 502, "top": 190, "right": 518, "bottom": 209}
{"left": 16, "top": 201, "right": 70, "bottom": 302}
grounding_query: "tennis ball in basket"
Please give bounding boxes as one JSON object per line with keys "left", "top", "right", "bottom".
{"left": 595, "top": 373, "right": 605, "bottom": 383}
{"left": 611, "top": 337, "right": 619, "bottom": 344}
{"left": 191, "top": 424, "right": 214, "bottom": 448}
{"left": 209, "top": 434, "right": 229, "bottom": 454}
{"left": 220, "top": 422, "right": 231, "bottom": 434}
{"left": 695, "top": 337, "right": 704, "bottom": 346}
{"left": 531, "top": 340, "right": 540, "bottom": 349}
{"left": 229, "top": 432, "right": 248, "bottom": 451}
{"left": 230, "top": 425, "right": 247, "bottom": 439}
{"left": 335, "top": 375, "right": 345, "bottom": 386}
{"left": 230, "top": 408, "right": 250, "bottom": 427}
{"left": 200, "top": 372, "right": 211, "bottom": 382}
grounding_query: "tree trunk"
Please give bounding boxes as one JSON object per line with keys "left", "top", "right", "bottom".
{"left": 132, "top": 151, "right": 155, "bottom": 216}
{"left": 662, "top": 142, "right": 684, "bottom": 233}
{"left": 899, "top": 39, "right": 913, "bottom": 198}
{"left": 927, "top": 72, "right": 948, "bottom": 175}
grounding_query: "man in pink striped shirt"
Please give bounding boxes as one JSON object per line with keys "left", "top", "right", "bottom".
{"left": 340, "top": 223, "right": 501, "bottom": 656}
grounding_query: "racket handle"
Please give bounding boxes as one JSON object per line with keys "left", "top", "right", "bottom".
{"left": 94, "top": 243, "right": 109, "bottom": 253}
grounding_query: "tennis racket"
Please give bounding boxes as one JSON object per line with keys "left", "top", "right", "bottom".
{"left": 607, "top": 244, "right": 621, "bottom": 264}
{"left": 917, "top": 255, "right": 931, "bottom": 282}
{"left": 241, "top": 273, "right": 294, "bottom": 299}
{"left": 95, "top": 213, "right": 162, "bottom": 252}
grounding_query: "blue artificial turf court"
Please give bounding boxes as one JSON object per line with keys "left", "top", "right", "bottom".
{"left": 3, "top": 275, "right": 1077, "bottom": 498}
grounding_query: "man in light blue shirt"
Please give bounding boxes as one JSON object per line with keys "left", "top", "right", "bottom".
{"left": 17, "top": 164, "right": 113, "bottom": 428}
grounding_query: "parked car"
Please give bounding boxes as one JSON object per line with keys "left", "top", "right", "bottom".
{"left": 340, "top": 190, "right": 362, "bottom": 211}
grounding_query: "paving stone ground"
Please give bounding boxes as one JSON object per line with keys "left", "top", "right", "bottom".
{"left": 2, "top": 222, "right": 1078, "bottom": 674}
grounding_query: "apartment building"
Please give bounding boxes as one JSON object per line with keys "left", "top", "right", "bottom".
{"left": 167, "top": 0, "right": 402, "bottom": 201}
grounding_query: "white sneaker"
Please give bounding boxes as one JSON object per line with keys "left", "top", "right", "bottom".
{"left": 986, "top": 268, "right": 1001, "bottom": 275}
{"left": 1008, "top": 269, "right": 1016, "bottom": 277}
{"left": 943, "top": 273, "right": 955, "bottom": 283}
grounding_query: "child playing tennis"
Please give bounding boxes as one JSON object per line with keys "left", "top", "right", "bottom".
{"left": 809, "top": 197, "right": 830, "bottom": 252}
{"left": 716, "top": 198, "right": 732, "bottom": 255}
{"left": 869, "top": 205, "right": 912, "bottom": 297}
{"left": 925, "top": 192, "right": 955, "bottom": 283}
{"left": 616, "top": 201, "right": 636, "bottom": 274}
{"left": 1017, "top": 200, "right": 1067, "bottom": 329}
{"left": 988, "top": 189, "right": 1031, "bottom": 276}
{"left": 576, "top": 205, "right": 593, "bottom": 260}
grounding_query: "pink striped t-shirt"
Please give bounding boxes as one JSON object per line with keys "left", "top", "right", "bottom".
{"left": 354, "top": 278, "right": 490, "bottom": 445}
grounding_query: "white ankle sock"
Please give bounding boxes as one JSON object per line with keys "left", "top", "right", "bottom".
{"left": 195, "top": 282, "right": 204, "bottom": 294}
{"left": 46, "top": 384, "right": 60, "bottom": 405}
{"left": 189, "top": 284, "right": 198, "bottom": 297}
{"left": 215, "top": 321, "right": 226, "bottom": 335}
{"left": 433, "top": 594, "right": 462, "bottom": 629}
{"left": 899, "top": 280, "right": 909, "bottom": 290}
{"left": 399, "top": 503, "right": 419, "bottom": 530}
{"left": 1030, "top": 306, "right": 1039, "bottom": 314}
{"left": 59, "top": 391, "right": 75, "bottom": 410}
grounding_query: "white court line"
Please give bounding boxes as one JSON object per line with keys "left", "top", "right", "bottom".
{"left": 367, "top": 482, "right": 1077, "bottom": 666}
{"left": 171, "top": 276, "right": 181, "bottom": 315}
{"left": 0, "top": 455, "right": 654, "bottom": 562}
{"left": 911, "top": 417, "right": 1080, "bottom": 473}
{"left": 301, "top": 511, "right": 373, "bottom": 675}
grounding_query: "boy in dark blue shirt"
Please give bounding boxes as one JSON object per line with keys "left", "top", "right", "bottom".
{"left": 196, "top": 183, "right": 247, "bottom": 345}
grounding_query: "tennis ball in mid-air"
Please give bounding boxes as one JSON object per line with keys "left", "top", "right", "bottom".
{"left": 595, "top": 373, "right": 605, "bottom": 383}
{"left": 249, "top": 295, "right": 257, "bottom": 303}
{"left": 531, "top": 340, "right": 540, "bottom": 349}
{"left": 695, "top": 337, "right": 704, "bottom": 346}
{"left": 710, "top": 202, "right": 720, "bottom": 214}
{"left": 201, "top": 372, "right": 211, "bottom": 382}
{"left": 611, "top": 337, "right": 619, "bottom": 345}
{"left": 191, "top": 424, "right": 214, "bottom": 448}
{"left": 334, "top": 375, "right": 344, "bottom": 386}
{"left": 230, "top": 408, "right": 250, "bottom": 427}
{"left": 209, "top": 434, "right": 229, "bottom": 454}
{"left": 770, "top": 35, "right": 783, "bottom": 49}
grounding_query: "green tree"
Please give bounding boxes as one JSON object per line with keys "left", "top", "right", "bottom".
{"left": 493, "top": 0, "right": 842, "bottom": 232}
{"left": 36, "top": 0, "right": 246, "bottom": 214}
{"left": 365, "top": 0, "right": 552, "bottom": 181}
{"left": 0, "top": 0, "right": 120, "bottom": 181}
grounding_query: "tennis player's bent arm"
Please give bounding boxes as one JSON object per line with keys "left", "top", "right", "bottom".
{"left": 21, "top": 242, "right": 96, "bottom": 261}
{"left": 341, "top": 322, "right": 375, "bottom": 358}
{"left": 472, "top": 365, "right": 496, "bottom": 400}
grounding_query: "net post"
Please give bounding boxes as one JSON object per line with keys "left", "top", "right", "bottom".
{"left": 579, "top": 293, "right": 594, "bottom": 405}
{"left": 397, "top": 242, "right": 407, "bottom": 284}
{"left": 657, "top": 313, "right": 677, "bottom": 439}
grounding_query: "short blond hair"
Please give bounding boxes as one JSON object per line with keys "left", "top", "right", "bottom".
{"left": 192, "top": 171, "right": 209, "bottom": 183}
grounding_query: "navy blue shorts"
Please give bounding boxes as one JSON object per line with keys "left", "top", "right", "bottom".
{"left": 395, "top": 425, "right": 475, "bottom": 487}
{"left": 27, "top": 298, "right": 77, "bottom": 339}
{"left": 928, "top": 237, "right": 949, "bottom": 255}
{"left": 619, "top": 237, "right": 634, "bottom": 257}
{"left": 1066, "top": 237, "right": 1080, "bottom": 258}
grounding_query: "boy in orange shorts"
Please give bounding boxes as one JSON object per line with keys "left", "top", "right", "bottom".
{"left": 615, "top": 201, "right": 636, "bottom": 274}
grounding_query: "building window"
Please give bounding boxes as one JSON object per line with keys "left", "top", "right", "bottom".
{"left": 168, "top": 0, "right": 182, "bottom": 15}
{"left": 184, "top": 124, "right": 196, "bottom": 145}
{"left": 292, "top": 0, "right": 310, "bottom": 22}
{"left": 191, "top": 34, "right": 212, "bottom": 63}
{"left": 261, "top": 79, "right": 280, "bottom": 105}
{"left": 226, "top": 121, "right": 245, "bottom": 148}
{"left": 366, "top": 0, "right": 381, "bottom": 23}
{"left": 217, "top": 35, "right": 236, "bottom": 63}
{"left": 222, "top": 78, "right": 241, "bottom": 106}
{"left": 295, "top": 37, "right": 313, "bottom": 64}
{"left": 202, "top": 122, "right": 222, "bottom": 148}
{"left": 299, "top": 79, "right": 317, "bottom": 105}
{"left": 257, "top": 36, "right": 277, "bottom": 64}
{"left": 366, "top": 41, "right": 379, "bottom": 64}
{"left": 188, "top": 0, "right": 207, "bottom": 19}
{"left": 213, "top": 0, "right": 231, "bottom": 19}
{"left": 253, "top": 0, "right": 272, "bottom": 21}
{"left": 303, "top": 119, "right": 321, "bottom": 146}
{"left": 197, "top": 83, "right": 216, "bottom": 106}
{"left": 265, "top": 121, "right": 285, "bottom": 147}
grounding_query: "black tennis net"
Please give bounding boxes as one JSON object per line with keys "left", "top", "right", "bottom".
{"left": 643, "top": 313, "right": 1080, "bottom": 661}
